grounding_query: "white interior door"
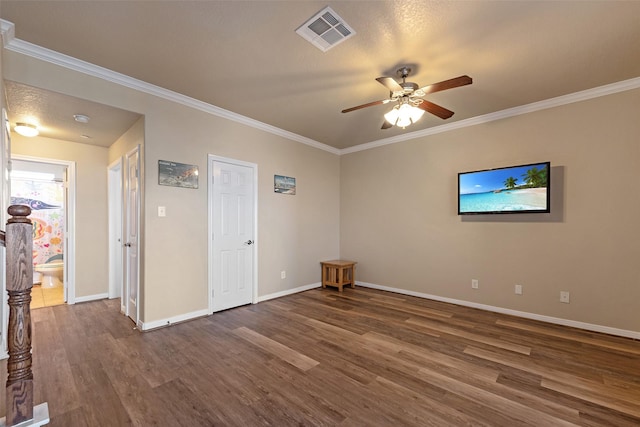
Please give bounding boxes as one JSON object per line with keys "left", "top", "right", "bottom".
{"left": 124, "top": 147, "right": 140, "bottom": 324}
{"left": 210, "top": 157, "right": 256, "bottom": 312}
{"left": 108, "top": 159, "right": 123, "bottom": 303}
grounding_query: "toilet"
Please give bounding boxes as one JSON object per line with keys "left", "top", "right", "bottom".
{"left": 34, "top": 261, "right": 64, "bottom": 288}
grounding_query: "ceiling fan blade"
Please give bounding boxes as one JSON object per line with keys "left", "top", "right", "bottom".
{"left": 376, "top": 76, "right": 403, "bottom": 93}
{"left": 381, "top": 120, "right": 393, "bottom": 129}
{"left": 419, "top": 75, "right": 472, "bottom": 95}
{"left": 341, "top": 99, "right": 390, "bottom": 113}
{"left": 417, "top": 100, "right": 455, "bottom": 119}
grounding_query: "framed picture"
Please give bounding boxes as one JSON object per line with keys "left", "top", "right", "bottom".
{"left": 274, "top": 175, "right": 296, "bottom": 195}
{"left": 158, "top": 160, "right": 198, "bottom": 189}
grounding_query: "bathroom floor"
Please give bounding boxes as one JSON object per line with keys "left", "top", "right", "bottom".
{"left": 31, "top": 284, "right": 64, "bottom": 309}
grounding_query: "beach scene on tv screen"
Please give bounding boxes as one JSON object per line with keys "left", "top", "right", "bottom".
{"left": 459, "top": 163, "right": 549, "bottom": 213}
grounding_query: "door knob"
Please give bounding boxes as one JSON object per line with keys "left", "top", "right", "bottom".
{"left": 245, "top": 240, "right": 254, "bottom": 245}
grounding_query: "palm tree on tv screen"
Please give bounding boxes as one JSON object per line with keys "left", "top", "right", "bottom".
{"left": 522, "top": 166, "right": 548, "bottom": 188}
{"left": 504, "top": 177, "right": 518, "bottom": 189}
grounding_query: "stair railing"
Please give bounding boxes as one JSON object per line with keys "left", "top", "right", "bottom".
{"left": 0, "top": 205, "right": 49, "bottom": 426}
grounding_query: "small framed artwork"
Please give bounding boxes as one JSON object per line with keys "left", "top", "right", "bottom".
{"left": 158, "top": 160, "right": 199, "bottom": 189}
{"left": 274, "top": 175, "right": 296, "bottom": 195}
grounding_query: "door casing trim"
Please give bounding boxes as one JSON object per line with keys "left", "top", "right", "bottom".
{"left": 11, "top": 154, "right": 76, "bottom": 304}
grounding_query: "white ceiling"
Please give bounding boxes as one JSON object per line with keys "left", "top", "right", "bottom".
{"left": 2, "top": 1, "right": 640, "bottom": 150}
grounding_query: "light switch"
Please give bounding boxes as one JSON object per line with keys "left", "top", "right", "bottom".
{"left": 158, "top": 206, "right": 166, "bottom": 217}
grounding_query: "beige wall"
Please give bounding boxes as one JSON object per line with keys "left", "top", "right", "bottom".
{"left": 11, "top": 135, "right": 109, "bottom": 298}
{"left": 341, "top": 89, "right": 640, "bottom": 333}
{"left": 142, "top": 103, "right": 340, "bottom": 321}
{"left": 109, "top": 116, "right": 144, "bottom": 165}
{"left": 3, "top": 50, "right": 341, "bottom": 325}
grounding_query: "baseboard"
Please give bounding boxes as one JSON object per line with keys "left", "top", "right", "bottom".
{"left": 257, "top": 282, "right": 321, "bottom": 303}
{"left": 140, "top": 309, "right": 209, "bottom": 331}
{"left": 74, "top": 293, "right": 109, "bottom": 303}
{"left": 356, "top": 281, "right": 640, "bottom": 340}
{"left": 0, "top": 402, "right": 49, "bottom": 427}
{"left": 139, "top": 283, "right": 321, "bottom": 331}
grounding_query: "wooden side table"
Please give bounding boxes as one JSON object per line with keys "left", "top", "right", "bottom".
{"left": 321, "top": 260, "right": 357, "bottom": 292}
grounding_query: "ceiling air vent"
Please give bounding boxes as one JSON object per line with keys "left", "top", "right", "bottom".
{"left": 296, "top": 6, "right": 355, "bottom": 52}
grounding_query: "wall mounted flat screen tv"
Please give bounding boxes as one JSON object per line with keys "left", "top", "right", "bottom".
{"left": 458, "top": 162, "right": 550, "bottom": 215}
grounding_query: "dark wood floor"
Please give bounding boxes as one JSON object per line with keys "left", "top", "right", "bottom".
{"left": 3, "top": 287, "right": 640, "bottom": 426}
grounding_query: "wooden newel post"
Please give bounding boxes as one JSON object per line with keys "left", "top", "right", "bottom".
{"left": 5, "top": 205, "right": 34, "bottom": 426}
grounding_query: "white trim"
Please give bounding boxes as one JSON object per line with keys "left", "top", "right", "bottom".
{"left": 0, "top": 402, "right": 50, "bottom": 427}
{"left": 208, "top": 154, "right": 259, "bottom": 314}
{"left": 74, "top": 293, "right": 109, "bottom": 303}
{"left": 1, "top": 108, "right": 10, "bottom": 359}
{"left": 257, "top": 282, "right": 322, "bottom": 303}
{"left": 139, "top": 309, "right": 209, "bottom": 331}
{"left": 11, "top": 155, "right": 76, "bottom": 304}
{"left": 341, "top": 76, "right": 640, "bottom": 154}
{"left": 356, "top": 281, "right": 640, "bottom": 340}
{"left": 2, "top": 19, "right": 639, "bottom": 157}
{"left": 107, "top": 158, "right": 123, "bottom": 302}
{"left": 65, "top": 160, "right": 77, "bottom": 304}
{"left": 0, "top": 19, "right": 14, "bottom": 47}
{"left": 0, "top": 20, "right": 339, "bottom": 156}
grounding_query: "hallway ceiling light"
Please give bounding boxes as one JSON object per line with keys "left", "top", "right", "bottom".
{"left": 14, "top": 123, "right": 39, "bottom": 137}
{"left": 73, "top": 114, "right": 90, "bottom": 123}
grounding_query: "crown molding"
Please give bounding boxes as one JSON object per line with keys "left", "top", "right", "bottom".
{"left": 340, "top": 76, "right": 640, "bottom": 155}
{"left": 0, "top": 19, "right": 341, "bottom": 156}
{"left": 0, "top": 19, "right": 15, "bottom": 47}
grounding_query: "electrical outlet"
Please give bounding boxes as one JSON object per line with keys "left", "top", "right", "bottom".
{"left": 281, "top": 271, "right": 286, "bottom": 279}
{"left": 158, "top": 206, "right": 166, "bottom": 217}
{"left": 560, "top": 291, "right": 570, "bottom": 303}
{"left": 471, "top": 279, "right": 479, "bottom": 289}
{"left": 515, "top": 284, "right": 523, "bottom": 295}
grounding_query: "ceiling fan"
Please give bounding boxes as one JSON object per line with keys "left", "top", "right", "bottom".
{"left": 342, "top": 67, "right": 472, "bottom": 129}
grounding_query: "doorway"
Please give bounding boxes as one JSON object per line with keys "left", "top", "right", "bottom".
{"left": 10, "top": 155, "right": 76, "bottom": 307}
{"left": 208, "top": 155, "right": 258, "bottom": 313}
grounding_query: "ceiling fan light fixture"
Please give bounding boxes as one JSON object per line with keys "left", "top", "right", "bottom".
{"left": 407, "top": 104, "right": 425, "bottom": 122}
{"left": 343, "top": 71, "right": 471, "bottom": 129}
{"left": 14, "top": 122, "right": 39, "bottom": 137}
{"left": 384, "top": 104, "right": 425, "bottom": 129}
{"left": 383, "top": 107, "right": 400, "bottom": 125}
